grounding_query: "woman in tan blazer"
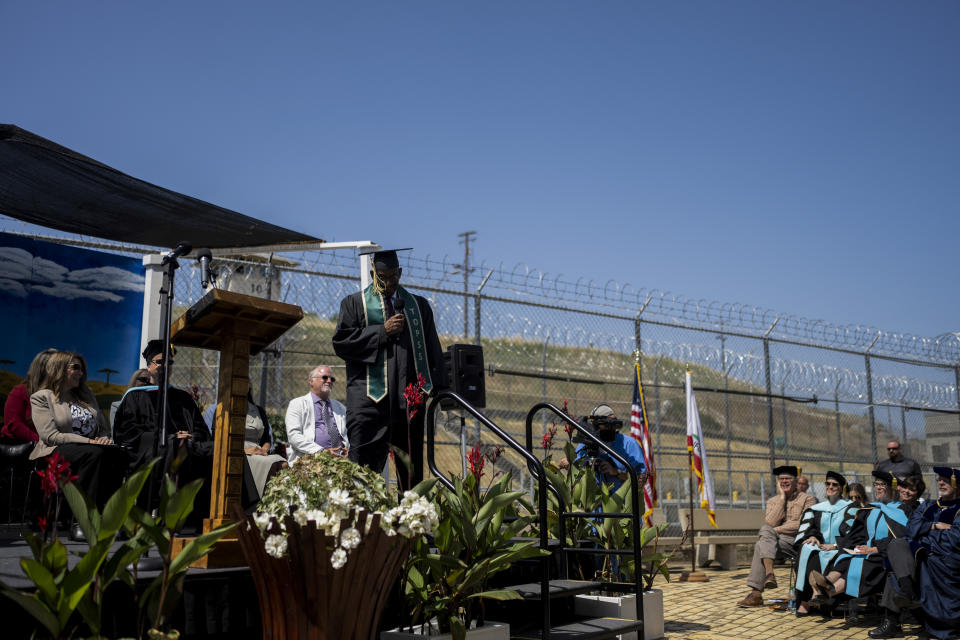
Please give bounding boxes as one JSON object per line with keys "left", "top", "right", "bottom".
{"left": 30, "top": 351, "right": 127, "bottom": 509}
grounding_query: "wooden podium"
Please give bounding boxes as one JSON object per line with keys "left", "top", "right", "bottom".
{"left": 168, "top": 289, "right": 303, "bottom": 567}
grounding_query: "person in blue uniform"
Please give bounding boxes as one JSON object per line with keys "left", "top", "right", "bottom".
{"left": 565, "top": 403, "right": 647, "bottom": 491}
{"left": 793, "top": 470, "right": 854, "bottom": 615}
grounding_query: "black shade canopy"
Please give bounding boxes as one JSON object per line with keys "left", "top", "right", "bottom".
{"left": 0, "top": 124, "right": 320, "bottom": 249}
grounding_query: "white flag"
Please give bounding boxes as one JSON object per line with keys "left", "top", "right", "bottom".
{"left": 686, "top": 371, "right": 717, "bottom": 528}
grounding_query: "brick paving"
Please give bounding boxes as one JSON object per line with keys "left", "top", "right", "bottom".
{"left": 658, "top": 565, "right": 927, "bottom": 640}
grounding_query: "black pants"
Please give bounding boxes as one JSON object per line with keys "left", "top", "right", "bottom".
{"left": 53, "top": 443, "right": 128, "bottom": 510}
{"left": 349, "top": 410, "right": 424, "bottom": 492}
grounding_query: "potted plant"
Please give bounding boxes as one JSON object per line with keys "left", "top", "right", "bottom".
{"left": 384, "top": 444, "right": 549, "bottom": 640}
{"left": 236, "top": 453, "right": 438, "bottom": 640}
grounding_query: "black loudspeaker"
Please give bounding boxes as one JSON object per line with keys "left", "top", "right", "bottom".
{"left": 442, "top": 344, "right": 486, "bottom": 408}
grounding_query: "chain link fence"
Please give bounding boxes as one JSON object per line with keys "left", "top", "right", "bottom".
{"left": 5, "top": 224, "right": 959, "bottom": 518}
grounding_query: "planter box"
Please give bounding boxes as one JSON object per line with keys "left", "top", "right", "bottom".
{"left": 381, "top": 621, "right": 509, "bottom": 640}
{"left": 574, "top": 590, "right": 664, "bottom": 640}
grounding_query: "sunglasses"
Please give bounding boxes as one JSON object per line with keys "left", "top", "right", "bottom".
{"left": 825, "top": 482, "right": 841, "bottom": 487}
{"left": 67, "top": 363, "right": 84, "bottom": 371}
{"left": 312, "top": 375, "right": 336, "bottom": 382}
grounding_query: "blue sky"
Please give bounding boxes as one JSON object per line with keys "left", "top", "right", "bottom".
{"left": 3, "top": 1, "right": 958, "bottom": 338}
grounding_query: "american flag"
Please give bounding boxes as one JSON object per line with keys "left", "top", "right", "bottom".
{"left": 630, "top": 362, "right": 657, "bottom": 526}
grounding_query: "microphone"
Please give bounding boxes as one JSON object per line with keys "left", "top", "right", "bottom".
{"left": 196, "top": 248, "right": 213, "bottom": 288}
{"left": 161, "top": 241, "right": 193, "bottom": 265}
{"left": 392, "top": 297, "right": 405, "bottom": 342}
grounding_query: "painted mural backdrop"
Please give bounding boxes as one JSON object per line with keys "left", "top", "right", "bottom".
{"left": 0, "top": 232, "right": 143, "bottom": 407}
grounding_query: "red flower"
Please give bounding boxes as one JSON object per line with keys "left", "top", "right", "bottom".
{"left": 541, "top": 432, "right": 554, "bottom": 451}
{"left": 404, "top": 373, "right": 428, "bottom": 419}
{"left": 37, "top": 516, "right": 48, "bottom": 534}
{"left": 36, "top": 452, "right": 78, "bottom": 497}
{"left": 466, "top": 443, "right": 485, "bottom": 480}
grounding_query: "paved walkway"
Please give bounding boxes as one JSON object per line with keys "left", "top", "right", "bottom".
{"left": 659, "top": 565, "right": 927, "bottom": 640}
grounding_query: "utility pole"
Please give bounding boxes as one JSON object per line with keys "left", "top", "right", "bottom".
{"left": 455, "top": 231, "right": 476, "bottom": 338}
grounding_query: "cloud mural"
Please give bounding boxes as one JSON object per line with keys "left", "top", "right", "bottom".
{"left": 0, "top": 232, "right": 144, "bottom": 383}
{"left": 0, "top": 244, "right": 144, "bottom": 302}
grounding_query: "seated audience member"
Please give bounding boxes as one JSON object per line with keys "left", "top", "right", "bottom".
{"left": 242, "top": 390, "right": 287, "bottom": 500}
{"left": 737, "top": 465, "right": 817, "bottom": 607}
{"left": 285, "top": 365, "right": 348, "bottom": 464}
{"left": 797, "top": 475, "right": 810, "bottom": 494}
{"left": 847, "top": 482, "right": 867, "bottom": 507}
{"left": 793, "top": 471, "right": 853, "bottom": 615}
{"left": 29, "top": 352, "right": 127, "bottom": 512}
{"left": 894, "top": 466, "right": 960, "bottom": 640}
{"left": 110, "top": 368, "right": 154, "bottom": 429}
{"left": 875, "top": 439, "right": 921, "bottom": 482}
{"left": 2, "top": 348, "right": 57, "bottom": 443}
{"left": 808, "top": 474, "right": 923, "bottom": 616}
{"left": 872, "top": 469, "right": 897, "bottom": 504}
{"left": 113, "top": 341, "right": 213, "bottom": 515}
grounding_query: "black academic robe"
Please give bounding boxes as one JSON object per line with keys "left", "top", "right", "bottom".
{"left": 113, "top": 386, "right": 214, "bottom": 518}
{"left": 828, "top": 501, "right": 913, "bottom": 598}
{"left": 331, "top": 289, "right": 447, "bottom": 486}
{"left": 907, "top": 498, "right": 960, "bottom": 639}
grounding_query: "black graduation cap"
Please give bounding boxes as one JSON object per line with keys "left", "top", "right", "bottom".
{"left": 359, "top": 247, "right": 413, "bottom": 270}
{"left": 773, "top": 465, "right": 800, "bottom": 478}
{"left": 872, "top": 470, "right": 895, "bottom": 486}
{"left": 142, "top": 339, "right": 174, "bottom": 361}
{"left": 825, "top": 470, "right": 847, "bottom": 488}
{"left": 933, "top": 466, "right": 960, "bottom": 488}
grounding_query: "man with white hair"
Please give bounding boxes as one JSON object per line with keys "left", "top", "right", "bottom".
{"left": 284, "top": 365, "right": 348, "bottom": 463}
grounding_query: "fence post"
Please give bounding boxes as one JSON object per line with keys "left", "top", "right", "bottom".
{"left": 835, "top": 387, "right": 844, "bottom": 472}
{"left": 865, "top": 353, "right": 877, "bottom": 465}
{"left": 764, "top": 338, "right": 775, "bottom": 467}
{"left": 474, "top": 293, "right": 482, "bottom": 346}
{"left": 955, "top": 366, "right": 960, "bottom": 442}
{"left": 719, "top": 328, "right": 732, "bottom": 506}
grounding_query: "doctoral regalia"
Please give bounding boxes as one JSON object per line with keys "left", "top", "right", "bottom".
{"left": 906, "top": 497, "right": 960, "bottom": 639}
{"left": 332, "top": 284, "right": 447, "bottom": 483}
{"left": 794, "top": 498, "right": 853, "bottom": 594}
{"left": 113, "top": 385, "right": 214, "bottom": 519}
{"left": 828, "top": 501, "right": 910, "bottom": 597}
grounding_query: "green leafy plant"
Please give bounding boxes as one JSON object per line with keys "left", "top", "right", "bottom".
{"left": 401, "top": 446, "right": 550, "bottom": 640}
{"left": 1, "top": 453, "right": 235, "bottom": 639}
{"left": 542, "top": 439, "right": 673, "bottom": 590}
{"left": 130, "top": 474, "right": 236, "bottom": 634}
{"left": 0, "top": 458, "right": 156, "bottom": 639}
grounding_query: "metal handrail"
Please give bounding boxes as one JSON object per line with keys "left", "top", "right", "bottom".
{"left": 524, "top": 402, "right": 645, "bottom": 630}
{"left": 425, "top": 390, "right": 553, "bottom": 639}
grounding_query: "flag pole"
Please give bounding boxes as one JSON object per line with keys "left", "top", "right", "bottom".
{"left": 687, "top": 444, "right": 696, "bottom": 573}
{"left": 681, "top": 366, "right": 709, "bottom": 583}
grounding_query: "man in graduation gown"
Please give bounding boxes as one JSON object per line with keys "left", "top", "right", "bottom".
{"left": 901, "top": 466, "right": 960, "bottom": 639}
{"left": 332, "top": 248, "right": 448, "bottom": 489}
{"left": 793, "top": 470, "right": 854, "bottom": 614}
{"left": 113, "top": 340, "right": 214, "bottom": 518}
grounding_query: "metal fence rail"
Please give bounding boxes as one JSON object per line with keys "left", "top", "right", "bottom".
{"left": 3, "top": 223, "right": 957, "bottom": 514}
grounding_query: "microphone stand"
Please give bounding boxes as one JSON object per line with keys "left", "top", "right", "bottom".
{"left": 137, "top": 251, "right": 182, "bottom": 572}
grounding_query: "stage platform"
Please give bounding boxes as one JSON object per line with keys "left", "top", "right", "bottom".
{"left": 0, "top": 533, "right": 262, "bottom": 639}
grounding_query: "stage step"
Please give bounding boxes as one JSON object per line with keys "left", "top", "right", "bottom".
{"left": 505, "top": 579, "right": 603, "bottom": 600}
{"left": 511, "top": 616, "right": 643, "bottom": 640}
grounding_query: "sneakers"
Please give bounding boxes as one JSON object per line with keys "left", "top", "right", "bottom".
{"left": 738, "top": 591, "right": 764, "bottom": 607}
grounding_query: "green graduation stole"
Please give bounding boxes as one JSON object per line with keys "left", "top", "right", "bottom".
{"left": 362, "top": 284, "right": 434, "bottom": 402}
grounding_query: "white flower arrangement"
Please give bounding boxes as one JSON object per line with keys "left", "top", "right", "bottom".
{"left": 254, "top": 453, "right": 436, "bottom": 568}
